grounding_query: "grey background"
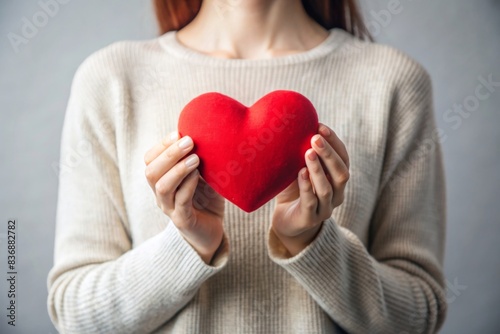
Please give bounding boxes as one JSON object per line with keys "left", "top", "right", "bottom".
{"left": 0, "top": 0, "right": 498, "bottom": 333}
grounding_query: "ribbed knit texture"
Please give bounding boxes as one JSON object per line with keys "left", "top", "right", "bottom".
{"left": 47, "top": 28, "right": 447, "bottom": 334}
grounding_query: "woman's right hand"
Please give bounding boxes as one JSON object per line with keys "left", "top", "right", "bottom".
{"left": 144, "top": 131, "right": 225, "bottom": 264}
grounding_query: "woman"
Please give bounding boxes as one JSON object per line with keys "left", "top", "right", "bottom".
{"left": 47, "top": 0, "right": 447, "bottom": 333}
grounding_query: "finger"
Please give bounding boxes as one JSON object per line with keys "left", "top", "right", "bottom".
{"left": 197, "top": 176, "right": 218, "bottom": 199}
{"left": 193, "top": 178, "right": 225, "bottom": 212}
{"left": 297, "top": 167, "right": 317, "bottom": 217}
{"left": 305, "top": 149, "right": 333, "bottom": 216}
{"left": 192, "top": 177, "right": 219, "bottom": 210}
{"left": 154, "top": 154, "right": 200, "bottom": 212}
{"left": 173, "top": 169, "right": 199, "bottom": 226}
{"left": 276, "top": 179, "right": 299, "bottom": 202}
{"left": 145, "top": 135, "right": 194, "bottom": 190}
{"left": 311, "top": 134, "right": 350, "bottom": 191}
{"left": 318, "top": 123, "right": 350, "bottom": 169}
{"left": 144, "top": 131, "right": 178, "bottom": 165}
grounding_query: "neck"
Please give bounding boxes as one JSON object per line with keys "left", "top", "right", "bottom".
{"left": 176, "top": 0, "right": 329, "bottom": 59}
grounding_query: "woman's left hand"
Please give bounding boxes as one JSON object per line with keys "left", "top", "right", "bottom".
{"left": 271, "top": 123, "right": 350, "bottom": 257}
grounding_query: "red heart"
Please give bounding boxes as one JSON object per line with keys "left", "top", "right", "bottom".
{"left": 178, "top": 90, "right": 319, "bottom": 212}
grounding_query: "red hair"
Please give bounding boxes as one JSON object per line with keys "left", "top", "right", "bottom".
{"left": 153, "top": 0, "right": 372, "bottom": 40}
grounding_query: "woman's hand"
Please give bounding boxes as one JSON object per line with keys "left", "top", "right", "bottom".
{"left": 271, "top": 123, "right": 350, "bottom": 257}
{"left": 144, "top": 132, "right": 225, "bottom": 264}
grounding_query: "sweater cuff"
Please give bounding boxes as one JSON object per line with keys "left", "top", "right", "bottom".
{"left": 266, "top": 217, "right": 340, "bottom": 266}
{"left": 162, "top": 221, "right": 230, "bottom": 271}
{"left": 126, "top": 221, "right": 230, "bottom": 302}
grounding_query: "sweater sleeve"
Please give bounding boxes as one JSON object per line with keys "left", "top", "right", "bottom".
{"left": 47, "top": 50, "right": 229, "bottom": 334}
{"left": 266, "top": 61, "right": 447, "bottom": 333}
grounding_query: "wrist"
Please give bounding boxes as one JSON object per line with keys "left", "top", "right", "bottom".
{"left": 271, "top": 222, "right": 323, "bottom": 257}
{"left": 179, "top": 230, "right": 224, "bottom": 265}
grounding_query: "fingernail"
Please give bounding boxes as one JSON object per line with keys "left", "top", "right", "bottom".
{"left": 301, "top": 169, "right": 309, "bottom": 180}
{"left": 314, "top": 135, "right": 324, "bottom": 148}
{"left": 185, "top": 154, "right": 199, "bottom": 167}
{"left": 178, "top": 136, "right": 192, "bottom": 149}
{"left": 319, "top": 125, "right": 330, "bottom": 136}
{"left": 307, "top": 150, "right": 317, "bottom": 161}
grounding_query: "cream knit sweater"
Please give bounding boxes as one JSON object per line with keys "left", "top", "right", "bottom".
{"left": 47, "top": 28, "right": 447, "bottom": 334}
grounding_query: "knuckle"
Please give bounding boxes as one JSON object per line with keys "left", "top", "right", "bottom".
{"left": 164, "top": 145, "right": 176, "bottom": 159}
{"left": 317, "top": 188, "right": 333, "bottom": 199}
{"left": 144, "top": 165, "right": 155, "bottom": 181}
{"left": 309, "top": 162, "right": 322, "bottom": 173}
{"left": 333, "top": 193, "right": 345, "bottom": 207}
{"left": 303, "top": 199, "right": 317, "bottom": 211}
{"left": 161, "top": 136, "right": 172, "bottom": 148}
{"left": 156, "top": 199, "right": 171, "bottom": 215}
{"left": 302, "top": 181, "right": 312, "bottom": 192}
{"left": 143, "top": 152, "right": 151, "bottom": 165}
{"left": 337, "top": 170, "right": 350, "bottom": 183}
{"left": 172, "top": 165, "right": 186, "bottom": 180}
{"left": 155, "top": 181, "right": 170, "bottom": 196}
{"left": 175, "top": 194, "right": 190, "bottom": 208}
{"left": 322, "top": 147, "right": 333, "bottom": 159}
{"left": 178, "top": 204, "right": 193, "bottom": 218}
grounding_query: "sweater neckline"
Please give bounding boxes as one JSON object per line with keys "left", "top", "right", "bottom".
{"left": 158, "top": 28, "right": 349, "bottom": 67}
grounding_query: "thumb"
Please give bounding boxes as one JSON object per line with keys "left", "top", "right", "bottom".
{"left": 276, "top": 171, "right": 302, "bottom": 202}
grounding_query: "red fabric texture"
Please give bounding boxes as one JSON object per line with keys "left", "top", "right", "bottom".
{"left": 178, "top": 90, "right": 319, "bottom": 212}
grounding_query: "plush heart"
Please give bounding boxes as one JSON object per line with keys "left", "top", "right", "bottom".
{"left": 178, "top": 90, "right": 319, "bottom": 212}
